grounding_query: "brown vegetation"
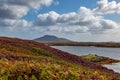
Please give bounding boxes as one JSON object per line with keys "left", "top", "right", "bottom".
{"left": 0, "top": 37, "right": 115, "bottom": 72}
{"left": 0, "top": 37, "right": 120, "bottom": 79}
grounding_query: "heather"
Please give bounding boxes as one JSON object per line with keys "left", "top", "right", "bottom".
{"left": 0, "top": 37, "right": 120, "bottom": 80}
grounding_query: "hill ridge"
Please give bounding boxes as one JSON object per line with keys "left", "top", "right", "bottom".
{"left": 34, "top": 35, "right": 72, "bottom": 42}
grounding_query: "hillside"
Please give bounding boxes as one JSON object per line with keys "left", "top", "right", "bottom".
{"left": 34, "top": 35, "right": 72, "bottom": 42}
{"left": 0, "top": 37, "right": 120, "bottom": 80}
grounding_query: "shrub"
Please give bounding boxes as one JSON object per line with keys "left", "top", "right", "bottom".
{"left": 30, "top": 75, "right": 38, "bottom": 80}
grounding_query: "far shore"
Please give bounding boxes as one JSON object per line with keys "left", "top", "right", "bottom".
{"left": 42, "top": 42, "right": 120, "bottom": 48}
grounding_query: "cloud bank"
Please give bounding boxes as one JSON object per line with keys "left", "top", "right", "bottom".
{"left": 35, "top": 6, "right": 119, "bottom": 33}
{"left": 0, "top": 0, "right": 53, "bottom": 19}
{"left": 0, "top": 0, "right": 120, "bottom": 40}
{"left": 0, "top": 0, "right": 53, "bottom": 31}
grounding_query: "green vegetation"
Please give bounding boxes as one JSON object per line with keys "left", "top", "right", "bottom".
{"left": 81, "top": 54, "right": 97, "bottom": 60}
{"left": 0, "top": 57, "right": 116, "bottom": 80}
{"left": 80, "top": 54, "right": 120, "bottom": 65}
{"left": 0, "top": 37, "right": 120, "bottom": 80}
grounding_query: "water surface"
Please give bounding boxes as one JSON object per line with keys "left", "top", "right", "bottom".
{"left": 52, "top": 46, "right": 120, "bottom": 73}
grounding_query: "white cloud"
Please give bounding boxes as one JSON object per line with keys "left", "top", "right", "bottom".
{"left": 100, "top": 19, "right": 119, "bottom": 29}
{"left": 0, "top": 19, "right": 32, "bottom": 31}
{"left": 0, "top": 0, "right": 53, "bottom": 19}
{"left": 93, "top": 0, "right": 120, "bottom": 14}
{"left": 35, "top": 7, "right": 120, "bottom": 33}
{"left": 36, "top": 11, "right": 59, "bottom": 26}
{"left": 0, "top": 19, "right": 32, "bottom": 27}
{"left": 1, "top": 0, "right": 53, "bottom": 9}
{"left": 0, "top": 4, "right": 28, "bottom": 19}
{"left": 48, "top": 26, "right": 89, "bottom": 33}
{"left": 58, "top": 12, "right": 77, "bottom": 23}
{"left": 0, "top": 0, "right": 53, "bottom": 32}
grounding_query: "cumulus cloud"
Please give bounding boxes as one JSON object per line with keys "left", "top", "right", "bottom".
{"left": 100, "top": 19, "right": 119, "bottom": 29}
{"left": 0, "top": 4, "right": 28, "bottom": 19}
{"left": 0, "top": 19, "right": 31, "bottom": 27}
{"left": 0, "top": 18, "right": 32, "bottom": 31}
{"left": 1, "top": 0, "right": 53, "bottom": 9}
{"left": 0, "top": 0, "right": 53, "bottom": 32}
{"left": 35, "top": 6, "right": 119, "bottom": 33}
{"left": 0, "top": 0, "right": 120, "bottom": 35}
{"left": 58, "top": 12, "right": 77, "bottom": 23}
{"left": 93, "top": 0, "right": 120, "bottom": 14}
{"left": 0, "top": 0, "right": 53, "bottom": 19}
{"left": 35, "top": 11, "right": 59, "bottom": 26}
{"left": 48, "top": 26, "right": 89, "bottom": 33}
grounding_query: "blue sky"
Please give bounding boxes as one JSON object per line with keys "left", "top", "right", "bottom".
{"left": 0, "top": 0, "right": 120, "bottom": 42}
{"left": 23, "top": 0, "right": 97, "bottom": 21}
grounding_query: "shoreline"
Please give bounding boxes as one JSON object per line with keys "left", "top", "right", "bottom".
{"left": 44, "top": 42, "right": 120, "bottom": 48}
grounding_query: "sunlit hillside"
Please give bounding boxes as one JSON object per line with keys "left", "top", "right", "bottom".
{"left": 0, "top": 37, "right": 120, "bottom": 80}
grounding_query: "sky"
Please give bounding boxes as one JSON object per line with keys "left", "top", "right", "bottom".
{"left": 0, "top": 0, "right": 120, "bottom": 42}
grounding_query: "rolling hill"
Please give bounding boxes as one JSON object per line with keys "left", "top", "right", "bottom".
{"left": 34, "top": 35, "right": 72, "bottom": 42}
{"left": 0, "top": 37, "right": 120, "bottom": 80}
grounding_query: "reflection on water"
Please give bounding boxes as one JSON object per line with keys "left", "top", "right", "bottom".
{"left": 52, "top": 46, "right": 120, "bottom": 73}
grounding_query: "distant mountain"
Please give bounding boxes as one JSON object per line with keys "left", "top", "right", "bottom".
{"left": 34, "top": 35, "right": 72, "bottom": 42}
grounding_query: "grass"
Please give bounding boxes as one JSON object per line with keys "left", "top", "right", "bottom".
{"left": 81, "top": 54, "right": 97, "bottom": 60}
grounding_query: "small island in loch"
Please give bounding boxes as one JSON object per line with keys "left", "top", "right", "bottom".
{"left": 80, "top": 54, "right": 120, "bottom": 65}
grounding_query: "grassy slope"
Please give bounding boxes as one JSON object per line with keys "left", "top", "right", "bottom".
{"left": 0, "top": 37, "right": 120, "bottom": 80}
